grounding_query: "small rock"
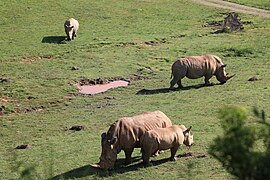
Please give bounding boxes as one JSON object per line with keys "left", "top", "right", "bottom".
{"left": 15, "top": 144, "right": 30, "bottom": 149}
{"left": 69, "top": 125, "right": 85, "bottom": 131}
{"left": 104, "top": 96, "right": 114, "bottom": 100}
{"left": 0, "top": 78, "right": 9, "bottom": 83}
{"left": 248, "top": 76, "right": 262, "bottom": 81}
{"left": 71, "top": 66, "right": 80, "bottom": 70}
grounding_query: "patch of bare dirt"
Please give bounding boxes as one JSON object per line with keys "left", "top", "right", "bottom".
{"left": 248, "top": 76, "right": 262, "bottom": 81}
{"left": 1, "top": 54, "right": 65, "bottom": 63}
{"left": 69, "top": 125, "right": 85, "bottom": 131}
{"left": 78, "top": 74, "right": 150, "bottom": 86}
{"left": 177, "top": 152, "right": 208, "bottom": 159}
{"left": 21, "top": 56, "right": 54, "bottom": 63}
{"left": 116, "top": 39, "right": 167, "bottom": 47}
{"left": 0, "top": 99, "right": 68, "bottom": 116}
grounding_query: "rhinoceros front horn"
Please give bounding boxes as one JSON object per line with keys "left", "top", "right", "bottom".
{"left": 90, "top": 163, "right": 101, "bottom": 169}
{"left": 227, "top": 74, "right": 236, "bottom": 80}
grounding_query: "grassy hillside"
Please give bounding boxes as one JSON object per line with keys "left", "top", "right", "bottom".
{"left": 0, "top": 0, "right": 269, "bottom": 179}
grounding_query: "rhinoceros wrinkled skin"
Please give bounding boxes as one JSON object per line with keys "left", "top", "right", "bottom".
{"left": 169, "top": 55, "right": 235, "bottom": 89}
{"left": 95, "top": 111, "right": 172, "bottom": 170}
{"left": 64, "top": 18, "right": 79, "bottom": 41}
{"left": 140, "top": 125, "right": 193, "bottom": 166}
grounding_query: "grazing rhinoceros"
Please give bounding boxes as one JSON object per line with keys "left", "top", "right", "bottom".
{"left": 169, "top": 55, "right": 235, "bottom": 89}
{"left": 64, "top": 18, "right": 79, "bottom": 41}
{"left": 140, "top": 125, "right": 193, "bottom": 166}
{"left": 92, "top": 111, "right": 172, "bottom": 170}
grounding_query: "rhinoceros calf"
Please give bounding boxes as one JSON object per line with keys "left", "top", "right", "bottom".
{"left": 169, "top": 55, "right": 235, "bottom": 89}
{"left": 93, "top": 111, "right": 172, "bottom": 170}
{"left": 140, "top": 125, "right": 193, "bottom": 166}
{"left": 64, "top": 18, "right": 79, "bottom": 41}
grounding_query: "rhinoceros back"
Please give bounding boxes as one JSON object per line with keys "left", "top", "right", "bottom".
{"left": 109, "top": 111, "right": 172, "bottom": 150}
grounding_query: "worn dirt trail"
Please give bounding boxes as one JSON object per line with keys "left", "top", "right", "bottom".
{"left": 191, "top": 0, "right": 270, "bottom": 18}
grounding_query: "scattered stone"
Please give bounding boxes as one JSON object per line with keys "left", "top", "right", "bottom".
{"left": 177, "top": 152, "right": 193, "bottom": 158}
{"left": 0, "top": 78, "right": 9, "bottom": 83}
{"left": 15, "top": 144, "right": 31, "bottom": 149}
{"left": 196, "top": 154, "right": 207, "bottom": 158}
{"left": 177, "top": 152, "right": 207, "bottom": 159}
{"left": 71, "top": 66, "right": 80, "bottom": 70}
{"left": 248, "top": 76, "right": 262, "bottom": 81}
{"left": 104, "top": 96, "right": 115, "bottom": 100}
{"left": 27, "top": 96, "right": 36, "bottom": 100}
{"left": 69, "top": 125, "right": 85, "bottom": 131}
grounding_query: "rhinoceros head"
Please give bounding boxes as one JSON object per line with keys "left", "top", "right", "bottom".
{"left": 97, "top": 132, "right": 118, "bottom": 170}
{"left": 64, "top": 24, "right": 74, "bottom": 41}
{"left": 183, "top": 126, "right": 194, "bottom": 147}
{"left": 215, "top": 64, "right": 235, "bottom": 84}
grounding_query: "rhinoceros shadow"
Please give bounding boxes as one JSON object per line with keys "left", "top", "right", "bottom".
{"left": 49, "top": 156, "right": 170, "bottom": 179}
{"left": 41, "top": 36, "right": 67, "bottom": 44}
{"left": 136, "top": 83, "right": 223, "bottom": 95}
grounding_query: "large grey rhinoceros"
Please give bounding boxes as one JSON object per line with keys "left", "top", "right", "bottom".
{"left": 140, "top": 125, "right": 193, "bottom": 166}
{"left": 64, "top": 18, "right": 79, "bottom": 41}
{"left": 92, "top": 111, "right": 172, "bottom": 170}
{"left": 169, "top": 55, "right": 235, "bottom": 89}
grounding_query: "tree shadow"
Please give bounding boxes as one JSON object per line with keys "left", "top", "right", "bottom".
{"left": 41, "top": 36, "right": 67, "bottom": 44}
{"left": 136, "top": 83, "right": 223, "bottom": 95}
{"left": 49, "top": 156, "right": 170, "bottom": 179}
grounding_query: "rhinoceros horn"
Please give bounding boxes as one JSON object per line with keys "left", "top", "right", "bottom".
{"left": 226, "top": 74, "right": 236, "bottom": 80}
{"left": 90, "top": 163, "right": 101, "bottom": 168}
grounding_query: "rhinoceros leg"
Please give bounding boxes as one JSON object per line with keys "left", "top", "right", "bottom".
{"left": 204, "top": 74, "right": 213, "bottom": 85}
{"left": 72, "top": 31, "right": 75, "bottom": 40}
{"left": 170, "top": 68, "right": 187, "bottom": 89}
{"left": 177, "top": 80, "right": 183, "bottom": 89}
{"left": 170, "top": 145, "right": 180, "bottom": 161}
{"left": 170, "top": 77, "right": 184, "bottom": 90}
{"left": 124, "top": 148, "right": 134, "bottom": 164}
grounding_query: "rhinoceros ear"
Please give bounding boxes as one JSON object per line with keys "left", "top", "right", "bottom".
{"left": 101, "top": 132, "right": 107, "bottom": 142}
{"left": 184, "top": 126, "right": 192, "bottom": 134}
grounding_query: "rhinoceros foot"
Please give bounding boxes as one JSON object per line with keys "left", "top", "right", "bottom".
{"left": 170, "top": 157, "right": 177, "bottom": 161}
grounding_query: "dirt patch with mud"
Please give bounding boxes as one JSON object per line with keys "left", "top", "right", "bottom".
{"left": 0, "top": 99, "right": 68, "bottom": 116}
{"left": 177, "top": 152, "right": 208, "bottom": 159}
{"left": 78, "top": 74, "right": 150, "bottom": 86}
{"left": 77, "top": 74, "right": 150, "bottom": 95}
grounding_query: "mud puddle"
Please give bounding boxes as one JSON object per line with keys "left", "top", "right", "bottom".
{"left": 77, "top": 75, "right": 149, "bottom": 95}
{"left": 78, "top": 80, "right": 129, "bottom": 95}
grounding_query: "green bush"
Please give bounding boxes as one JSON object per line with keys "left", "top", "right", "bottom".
{"left": 209, "top": 106, "right": 270, "bottom": 180}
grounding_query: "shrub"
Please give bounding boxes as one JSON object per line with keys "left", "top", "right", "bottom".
{"left": 209, "top": 106, "right": 270, "bottom": 180}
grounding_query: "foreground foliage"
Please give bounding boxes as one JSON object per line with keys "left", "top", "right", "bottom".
{"left": 209, "top": 107, "right": 270, "bottom": 180}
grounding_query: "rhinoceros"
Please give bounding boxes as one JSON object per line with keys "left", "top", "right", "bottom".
{"left": 140, "top": 125, "right": 193, "bottom": 166}
{"left": 64, "top": 18, "right": 79, "bottom": 41}
{"left": 169, "top": 55, "right": 235, "bottom": 89}
{"left": 92, "top": 111, "right": 172, "bottom": 170}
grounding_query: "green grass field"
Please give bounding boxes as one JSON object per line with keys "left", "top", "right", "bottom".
{"left": 224, "top": 0, "right": 270, "bottom": 10}
{"left": 1, "top": 0, "right": 270, "bottom": 179}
